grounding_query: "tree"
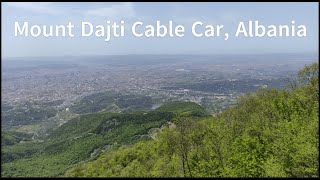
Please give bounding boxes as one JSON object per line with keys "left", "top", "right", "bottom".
{"left": 298, "top": 63, "right": 319, "bottom": 87}
{"left": 173, "top": 113, "right": 195, "bottom": 177}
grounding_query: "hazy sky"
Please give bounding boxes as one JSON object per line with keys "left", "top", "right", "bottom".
{"left": 1, "top": 2, "right": 319, "bottom": 57}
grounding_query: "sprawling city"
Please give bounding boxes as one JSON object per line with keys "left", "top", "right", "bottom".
{"left": 2, "top": 54, "right": 315, "bottom": 133}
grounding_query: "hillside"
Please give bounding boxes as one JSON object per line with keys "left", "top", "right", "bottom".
{"left": 155, "top": 101, "right": 207, "bottom": 116}
{"left": 65, "top": 63, "right": 319, "bottom": 177}
{"left": 1, "top": 102, "right": 207, "bottom": 177}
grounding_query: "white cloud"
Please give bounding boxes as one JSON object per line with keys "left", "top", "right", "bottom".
{"left": 85, "top": 2, "right": 135, "bottom": 19}
{"left": 4, "top": 2, "right": 60, "bottom": 15}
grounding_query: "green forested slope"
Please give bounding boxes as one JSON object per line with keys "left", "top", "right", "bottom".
{"left": 2, "top": 102, "right": 207, "bottom": 177}
{"left": 155, "top": 101, "right": 207, "bottom": 116}
{"left": 65, "top": 63, "right": 319, "bottom": 177}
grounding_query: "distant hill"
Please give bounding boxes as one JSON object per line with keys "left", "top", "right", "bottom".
{"left": 155, "top": 101, "right": 208, "bottom": 116}
{"left": 69, "top": 92, "right": 154, "bottom": 114}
